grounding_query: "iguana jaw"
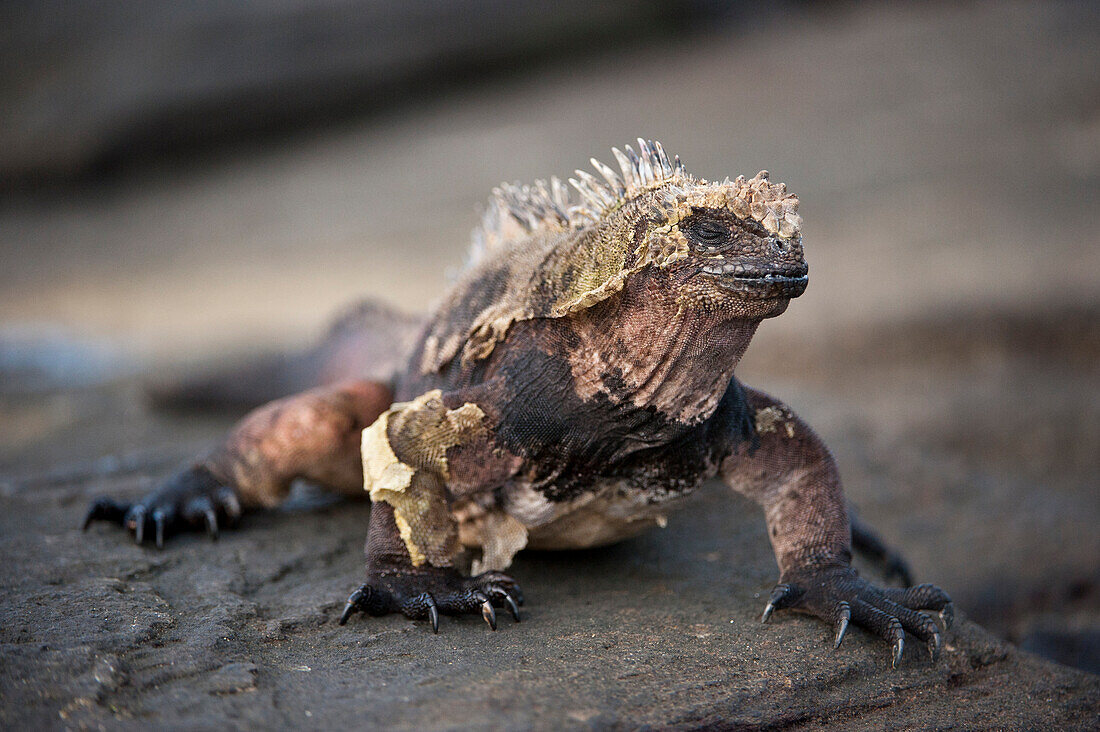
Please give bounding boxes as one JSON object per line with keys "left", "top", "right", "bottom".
{"left": 700, "top": 262, "right": 809, "bottom": 299}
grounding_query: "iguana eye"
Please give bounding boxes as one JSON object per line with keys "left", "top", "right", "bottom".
{"left": 682, "top": 217, "right": 732, "bottom": 249}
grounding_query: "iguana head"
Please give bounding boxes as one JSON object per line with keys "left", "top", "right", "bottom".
{"left": 424, "top": 140, "right": 807, "bottom": 371}
{"left": 471, "top": 140, "right": 806, "bottom": 324}
{"left": 604, "top": 152, "right": 808, "bottom": 320}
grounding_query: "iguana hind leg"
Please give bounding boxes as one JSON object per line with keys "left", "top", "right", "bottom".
{"left": 147, "top": 299, "right": 421, "bottom": 412}
{"left": 83, "top": 379, "right": 392, "bottom": 546}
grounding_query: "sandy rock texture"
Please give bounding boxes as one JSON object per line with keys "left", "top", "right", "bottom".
{"left": 1, "top": 416, "right": 1097, "bottom": 729}
{"left": 2, "top": 302, "right": 1098, "bottom": 728}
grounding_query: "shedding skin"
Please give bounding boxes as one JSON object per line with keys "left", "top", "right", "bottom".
{"left": 85, "top": 140, "right": 952, "bottom": 663}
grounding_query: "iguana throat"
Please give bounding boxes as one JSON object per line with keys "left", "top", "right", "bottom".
{"left": 564, "top": 267, "right": 764, "bottom": 426}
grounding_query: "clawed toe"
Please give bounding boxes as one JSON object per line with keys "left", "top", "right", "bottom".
{"left": 81, "top": 467, "right": 244, "bottom": 548}
{"left": 761, "top": 566, "right": 952, "bottom": 667}
{"left": 338, "top": 589, "right": 364, "bottom": 625}
{"left": 128, "top": 505, "right": 148, "bottom": 544}
{"left": 761, "top": 583, "right": 799, "bottom": 623}
{"left": 850, "top": 600, "right": 906, "bottom": 667}
{"left": 485, "top": 586, "right": 521, "bottom": 622}
{"left": 477, "top": 592, "right": 497, "bottom": 630}
{"left": 82, "top": 497, "right": 131, "bottom": 530}
{"left": 832, "top": 601, "right": 850, "bottom": 649}
{"left": 476, "top": 571, "right": 525, "bottom": 606}
{"left": 183, "top": 496, "right": 220, "bottom": 540}
{"left": 336, "top": 572, "right": 524, "bottom": 632}
{"left": 339, "top": 585, "right": 392, "bottom": 625}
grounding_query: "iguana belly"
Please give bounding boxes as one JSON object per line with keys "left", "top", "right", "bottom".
{"left": 454, "top": 479, "right": 691, "bottom": 573}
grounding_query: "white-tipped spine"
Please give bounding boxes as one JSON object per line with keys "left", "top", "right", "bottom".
{"left": 590, "top": 157, "right": 625, "bottom": 197}
{"left": 470, "top": 139, "right": 740, "bottom": 267}
{"left": 568, "top": 176, "right": 604, "bottom": 212}
{"left": 652, "top": 140, "right": 672, "bottom": 178}
{"left": 611, "top": 147, "right": 636, "bottom": 191}
{"left": 574, "top": 169, "right": 615, "bottom": 208}
{"left": 637, "top": 138, "right": 655, "bottom": 184}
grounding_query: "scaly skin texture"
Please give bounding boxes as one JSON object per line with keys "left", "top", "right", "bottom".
{"left": 85, "top": 140, "right": 951, "bottom": 666}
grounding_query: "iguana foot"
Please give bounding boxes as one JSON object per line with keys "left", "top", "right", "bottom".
{"left": 82, "top": 466, "right": 241, "bottom": 548}
{"left": 338, "top": 569, "right": 524, "bottom": 632}
{"left": 761, "top": 565, "right": 952, "bottom": 667}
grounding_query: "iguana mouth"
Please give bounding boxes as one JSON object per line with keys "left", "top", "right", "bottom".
{"left": 700, "top": 261, "right": 809, "bottom": 298}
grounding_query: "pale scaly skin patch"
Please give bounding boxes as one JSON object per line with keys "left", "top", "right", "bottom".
{"left": 361, "top": 390, "right": 487, "bottom": 567}
{"left": 754, "top": 405, "right": 797, "bottom": 439}
{"left": 464, "top": 511, "right": 529, "bottom": 575}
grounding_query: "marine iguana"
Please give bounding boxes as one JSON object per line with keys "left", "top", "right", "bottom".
{"left": 84, "top": 140, "right": 952, "bottom": 666}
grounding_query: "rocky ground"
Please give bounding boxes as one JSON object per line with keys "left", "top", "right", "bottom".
{"left": 1, "top": 1, "right": 1098, "bottom": 728}
{"left": 1, "top": 347, "right": 1098, "bottom": 729}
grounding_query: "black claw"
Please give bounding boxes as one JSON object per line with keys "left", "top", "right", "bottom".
{"left": 204, "top": 508, "right": 219, "bottom": 540}
{"left": 484, "top": 586, "right": 522, "bottom": 623}
{"left": 892, "top": 635, "right": 905, "bottom": 668}
{"left": 503, "top": 592, "right": 521, "bottom": 622}
{"left": 476, "top": 592, "right": 496, "bottom": 631}
{"left": 928, "top": 628, "right": 943, "bottom": 662}
{"left": 218, "top": 488, "right": 242, "bottom": 526}
{"left": 762, "top": 583, "right": 795, "bottom": 623}
{"left": 131, "top": 506, "right": 147, "bottom": 545}
{"left": 833, "top": 602, "right": 851, "bottom": 649}
{"left": 82, "top": 466, "right": 247, "bottom": 547}
{"left": 779, "top": 565, "right": 950, "bottom": 668}
{"left": 339, "top": 588, "right": 365, "bottom": 626}
{"left": 338, "top": 572, "right": 521, "bottom": 633}
{"left": 940, "top": 603, "right": 955, "bottom": 629}
{"left": 153, "top": 510, "right": 167, "bottom": 549}
{"left": 480, "top": 572, "right": 524, "bottom": 605}
{"left": 427, "top": 595, "right": 439, "bottom": 633}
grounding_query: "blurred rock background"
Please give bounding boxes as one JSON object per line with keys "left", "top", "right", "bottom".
{"left": 0, "top": 0, "right": 1097, "bottom": 722}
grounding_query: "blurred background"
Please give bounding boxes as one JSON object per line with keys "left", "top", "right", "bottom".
{"left": 1, "top": 0, "right": 1097, "bottom": 673}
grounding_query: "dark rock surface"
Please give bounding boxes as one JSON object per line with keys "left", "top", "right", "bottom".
{"left": 1, "top": 371, "right": 1097, "bottom": 729}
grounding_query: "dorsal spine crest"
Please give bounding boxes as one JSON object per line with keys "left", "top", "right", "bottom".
{"left": 468, "top": 139, "right": 802, "bottom": 266}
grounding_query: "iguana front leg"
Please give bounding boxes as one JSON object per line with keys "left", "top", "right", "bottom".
{"left": 83, "top": 379, "right": 391, "bottom": 546}
{"left": 338, "top": 389, "right": 524, "bottom": 632}
{"left": 722, "top": 386, "right": 953, "bottom": 666}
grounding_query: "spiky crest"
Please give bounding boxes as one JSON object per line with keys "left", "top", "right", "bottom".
{"left": 469, "top": 139, "right": 688, "bottom": 263}
{"left": 468, "top": 139, "right": 802, "bottom": 268}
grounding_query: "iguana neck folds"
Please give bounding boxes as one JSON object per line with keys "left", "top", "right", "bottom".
{"left": 565, "top": 270, "right": 762, "bottom": 425}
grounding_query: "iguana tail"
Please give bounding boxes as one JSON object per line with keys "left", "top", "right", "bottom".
{"left": 147, "top": 299, "right": 423, "bottom": 413}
